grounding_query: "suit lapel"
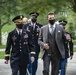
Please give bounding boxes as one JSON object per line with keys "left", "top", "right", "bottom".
{"left": 14, "top": 29, "right": 19, "bottom": 37}
{"left": 45, "top": 25, "right": 49, "bottom": 43}
{"left": 55, "top": 24, "right": 61, "bottom": 40}
{"left": 55, "top": 24, "right": 57, "bottom": 40}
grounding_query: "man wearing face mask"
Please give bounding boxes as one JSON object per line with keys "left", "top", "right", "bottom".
{"left": 4, "top": 15, "right": 35, "bottom": 75}
{"left": 38, "top": 12, "right": 71, "bottom": 75}
{"left": 23, "top": 12, "right": 42, "bottom": 75}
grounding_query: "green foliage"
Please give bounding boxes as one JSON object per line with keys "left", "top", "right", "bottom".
{"left": 68, "top": 22, "right": 75, "bottom": 39}
{"left": 2, "top": 24, "right": 15, "bottom": 33}
{"left": 0, "top": 0, "right": 76, "bottom": 45}
{"left": 73, "top": 40, "right": 76, "bottom": 45}
{"left": 0, "top": 45, "right": 5, "bottom": 48}
{"left": 0, "top": 51, "right": 4, "bottom": 59}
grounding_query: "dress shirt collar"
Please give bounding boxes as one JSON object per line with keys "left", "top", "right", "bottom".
{"left": 31, "top": 22, "right": 36, "bottom": 26}
{"left": 48, "top": 23, "right": 55, "bottom": 28}
{"left": 16, "top": 28, "right": 22, "bottom": 34}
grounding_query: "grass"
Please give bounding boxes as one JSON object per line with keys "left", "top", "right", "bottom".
{"left": 0, "top": 45, "right": 6, "bottom": 48}
{"left": 0, "top": 51, "right": 5, "bottom": 59}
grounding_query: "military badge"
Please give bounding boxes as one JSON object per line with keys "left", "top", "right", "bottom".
{"left": 27, "top": 27, "right": 30, "bottom": 32}
{"left": 37, "top": 27, "right": 40, "bottom": 31}
{"left": 27, "top": 30, "right": 30, "bottom": 32}
{"left": 14, "top": 42, "right": 15, "bottom": 45}
{"left": 23, "top": 32, "right": 26, "bottom": 33}
{"left": 24, "top": 42, "right": 26, "bottom": 44}
{"left": 12, "top": 36, "right": 17, "bottom": 41}
{"left": 24, "top": 34, "right": 28, "bottom": 38}
{"left": 26, "top": 42, "right": 28, "bottom": 44}
{"left": 37, "top": 33, "right": 38, "bottom": 35}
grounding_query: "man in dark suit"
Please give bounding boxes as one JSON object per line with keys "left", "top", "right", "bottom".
{"left": 4, "top": 15, "right": 35, "bottom": 75}
{"left": 38, "top": 12, "right": 71, "bottom": 75}
{"left": 59, "top": 20, "right": 73, "bottom": 75}
{"left": 23, "top": 12, "right": 42, "bottom": 75}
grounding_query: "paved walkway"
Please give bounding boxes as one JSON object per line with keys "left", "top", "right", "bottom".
{"left": 0, "top": 53, "right": 76, "bottom": 75}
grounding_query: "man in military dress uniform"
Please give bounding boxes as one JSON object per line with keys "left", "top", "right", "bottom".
{"left": 23, "top": 12, "right": 42, "bottom": 75}
{"left": 4, "top": 15, "right": 35, "bottom": 75}
{"left": 59, "top": 20, "right": 73, "bottom": 75}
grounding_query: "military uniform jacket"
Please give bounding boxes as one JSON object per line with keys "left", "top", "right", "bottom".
{"left": 5, "top": 29, "right": 35, "bottom": 65}
{"left": 23, "top": 22, "right": 42, "bottom": 53}
{"left": 64, "top": 32, "right": 73, "bottom": 58}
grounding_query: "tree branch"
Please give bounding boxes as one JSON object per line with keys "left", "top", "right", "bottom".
{"left": 1, "top": 21, "right": 8, "bottom": 28}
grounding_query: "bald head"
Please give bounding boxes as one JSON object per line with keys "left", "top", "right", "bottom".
{"left": 23, "top": 18, "right": 28, "bottom": 24}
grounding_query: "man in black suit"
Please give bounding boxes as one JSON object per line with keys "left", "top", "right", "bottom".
{"left": 38, "top": 12, "right": 71, "bottom": 75}
{"left": 23, "top": 12, "right": 42, "bottom": 75}
{"left": 59, "top": 20, "right": 73, "bottom": 75}
{"left": 4, "top": 15, "right": 35, "bottom": 75}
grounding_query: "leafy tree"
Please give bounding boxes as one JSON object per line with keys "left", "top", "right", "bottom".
{"left": 0, "top": 0, "right": 21, "bottom": 45}
{"left": 1, "top": 0, "right": 76, "bottom": 45}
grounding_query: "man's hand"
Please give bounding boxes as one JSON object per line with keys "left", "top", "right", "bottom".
{"left": 44, "top": 43, "right": 49, "bottom": 50}
{"left": 69, "top": 55, "right": 73, "bottom": 60}
{"left": 4, "top": 60, "right": 9, "bottom": 64}
{"left": 31, "top": 57, "right": 35, "bottom": 63}
{"left": 65, "top": 34, "right": 71, "bottom": 40}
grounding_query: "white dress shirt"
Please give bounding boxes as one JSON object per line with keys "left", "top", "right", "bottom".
{"left": 16, "top": 29, "right": 22, "bottom": 35}
{"left": 49, "top": 23, "right": 56, "bottom": 33}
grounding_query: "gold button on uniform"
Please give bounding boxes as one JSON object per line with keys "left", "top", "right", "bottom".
{"left": 20, "top": 46, "right": 21, "bottom": 48}
{"left": 20, "top": 50, "right": 22, "bottom": 51}
{"left": 19, "top": 43, "right": 21, "bottom": 45}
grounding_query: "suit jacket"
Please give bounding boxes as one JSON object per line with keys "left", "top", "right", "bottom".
{"left": 5, "top": 29, "right": 35, "bottom": 65}
{"left": 23, "top": 22, "right": 42, "bottom": 53}
{"left": 38, "top": 24, "right": 66, "bottom": 59}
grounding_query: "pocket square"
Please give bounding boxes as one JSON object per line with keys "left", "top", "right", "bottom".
{"left": 58, "top": 30, "right": 60, "bottom": 33}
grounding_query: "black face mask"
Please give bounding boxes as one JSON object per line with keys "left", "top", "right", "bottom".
{"left": 49, "top": 19, "right": 55, "bottom": 25}
{"left": 31, "top": 18, "right": 37, "bottom": 23}
{"left": 16, "top": 23, "right": 23, "bottom": 29}
{"left": 60, "top": 23, "right": 66, "bottom": 26}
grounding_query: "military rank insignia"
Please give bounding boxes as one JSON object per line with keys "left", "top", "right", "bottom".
{"left": 37, "top": 27, "right": 41, "bottom": 32}
{"left": 12, "top": 36, "right": 17, "bottom": 41}
{"left": 24, "top": 34, "right": 28, "bottom": 38}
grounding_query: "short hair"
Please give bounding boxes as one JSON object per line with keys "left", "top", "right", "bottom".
{"left": 47, "top": 12, "right": 55, "bottom": 18}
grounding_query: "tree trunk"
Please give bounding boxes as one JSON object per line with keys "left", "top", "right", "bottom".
{"left": 0, "top": 19, "right": 2, "bottom": 45}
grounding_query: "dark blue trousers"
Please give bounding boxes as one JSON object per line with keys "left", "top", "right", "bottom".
{"left": 26, "top": 53, "right": 39, "bottom": 75}
{"left": 59, "top": 59, "right": 67, "bottom": 75}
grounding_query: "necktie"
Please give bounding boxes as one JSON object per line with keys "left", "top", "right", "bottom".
{"left": 50, "top": 26, "right": 54, "bottom": 33}
{"left": 33, "top": 25, "right": 35, "bottom": 31}
{"left": 18, "top": 31, "right": 21, "bottom": 39}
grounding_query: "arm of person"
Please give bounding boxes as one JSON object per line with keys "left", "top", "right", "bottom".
{"left": 68, "top": 34, "right": 74, "bottom": 59}
{"left": 38, "top": 27, "right": 49, "bottom": 50}
{"left": 28, "top": 31, "right": 36, "bottom": 63}
{"left": 38, "top": 28, "right": 45, "bottom": 48}
{"left": 4, "top": 33, "right": 12, "bottom": 64}
{"left": 62, "top": 27, "right": 71, "bottom": 41}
